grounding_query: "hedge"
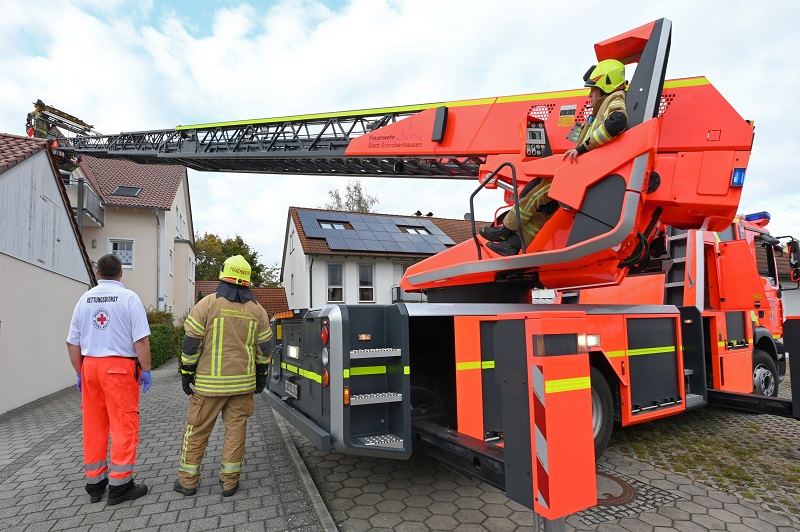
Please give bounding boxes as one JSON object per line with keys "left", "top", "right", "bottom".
{"left": 146, "top": 309, "right": 184, "bottom": 369}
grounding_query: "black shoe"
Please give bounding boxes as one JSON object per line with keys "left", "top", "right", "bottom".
{"left": 86, "top": 478, "right": 107, "bottom": 504}
{"left": 487, "top": 234, "right": 522, "bottom": 256}
{"left": 479, "top": 225, "right": 513, "bottom": 242}
{"left": 173, "top": 479, "right": 197, "bottom": 496}
{"left": 221, "top": 481, "right": 239, "bottom": 497}
{"left": 107, "top": 481, "right": 148, "bottom": 506}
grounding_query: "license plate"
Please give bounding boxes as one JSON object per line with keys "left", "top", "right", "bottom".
{"left": 284, "top": 380, "right": 299, "bottom": 399}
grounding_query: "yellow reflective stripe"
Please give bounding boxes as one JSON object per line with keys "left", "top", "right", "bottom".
{"left": 457, "top": 361, "right": 481, "bottom": 370}
{"left": 606, "top": 350, "right": 626, "bottom": 358}
{"left": 220, "top": 461, "right": 241, "bottom": 473}
{"left": 181, "top": 424, "right": 194, "bottom": 473}
{"left": 258, "top": 327, "right": 273, "bottom": 342}
{"left": 481, "top": 361, "right": 495, "bottom": 369}
{"left": 404, "top": 366, "right": 410, "bottom": 375}
{"left": 179, "top": 462, "right": 199, "bottom": 475}
{"left": 344, "top": 369, "right": 350, "bottom": 379}
{"left": 211, "top": 318, "right": 223, "bottom": 376}
{"left": 628, "top": 346, "right": 676, "bottom": 356}
{"left": 350, "top": 366, "right": 386, "bottom": 376}
{"left": 181, "top": 353, "right": 200, "bottom": 365}
{"left": 276, "top": 324, "right": 282, "bottom": 340}
{"left": 662, "top": 77, "right": 710, "bottom": 89}
{"left": 185, "top": 315, "right": 204, "bottom": 335}
{"left": 497, "top": 88, "right": 590, "bottom": 103}
{"left": 279, "top": 362, "right": 321, "bottom": 383}
{"left": 718, "top": 341, "right": 726, "bottom": 347}
{"left": 774, "top": 334, "right": 782, "bottom": 339}
{"left": 545, "top": 376, "right": 591, "bottom": 394}
{"left": 246, "top": 320, "right": 256, "bottom": 375}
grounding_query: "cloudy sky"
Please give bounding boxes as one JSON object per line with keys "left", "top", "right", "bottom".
{"left": 2, "top": 0, "right": 798, "bottom": 267}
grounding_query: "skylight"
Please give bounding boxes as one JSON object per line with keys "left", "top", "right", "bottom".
{"left": 111, "top": 186, "right": 142, "bottom": 198}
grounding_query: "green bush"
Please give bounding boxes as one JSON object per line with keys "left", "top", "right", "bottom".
{"left": 146, "top": 309, "right": 174, "bottom": 325}
{"left": 149, "top": 324, "right": 177, "bottom": 368}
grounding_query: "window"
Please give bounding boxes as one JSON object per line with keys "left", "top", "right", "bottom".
{"left": 169, "top": 250, "right": 174, "bottom": 276}
{"left": 327, "top": 264, "right": 343, "bottom": 302}
{"left": 176, "top": 206, "right": 180, "bottom": 231}
{"left": 110, "top": 186, "right": 142, "bottom": 198}
{"left": 320, "top": 222, "right": 346, "bottom": 230}
{"left": 358, "top": 264, "right": 374, "bottom": 303}
{"left": 110, "top": 239, "right": 134, "bottom": 267}
{"left": 188, "top": 258, "right": 195, "bottom": 283}
{"left": 402, "top": 226, "right": 431, "bottom": 235}
{"left": 290, "top": 274, "right": 294, "bottom": 295}
{"left": 290, "top": 231, "right": 295, "bottom": 254}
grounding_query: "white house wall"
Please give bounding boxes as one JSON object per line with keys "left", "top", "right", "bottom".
{"left": 283, "top": 225, "right": 309, "bottom": 309}
{"left": 0, "top": 154, "right": 91, "bottom": 284}
{"left": 310, "top": 257, "right": 397, "bottom": 307}
{"left": 0, "top": 233, "right": 91, "bottom": 414}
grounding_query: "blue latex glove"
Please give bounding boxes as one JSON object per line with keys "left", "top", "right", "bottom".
{"left": 140, "top": 371, "right": 152, "bottom": 393}
{"left": 76, "top": 373, "right": 82, "bottom": 393}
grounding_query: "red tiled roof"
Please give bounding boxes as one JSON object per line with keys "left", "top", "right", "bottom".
{"left": 755, "top": 245, "right": 794, "bottom": 279}
{"left": 288, "top": 207, "right": 490, "bottom": 259}
{"left": 194, "top": 281, "right": 289, "bottom": 315}
{"left": 0, "top": 134, "right": 46, "bottom": 173}
{"left": 79, "top": 156, "right": 185, "bottom": 209}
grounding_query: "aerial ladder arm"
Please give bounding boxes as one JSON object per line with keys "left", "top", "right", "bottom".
{"left": 50, "top": 18, "right": 753, "bottom": 294}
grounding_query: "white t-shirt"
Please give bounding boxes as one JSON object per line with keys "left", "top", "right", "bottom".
{"left": 67, "top": 280, "right": 151, "bottom": 358}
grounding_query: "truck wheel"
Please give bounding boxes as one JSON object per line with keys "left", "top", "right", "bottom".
{"left": 752, "top": 349, "right": 779, "bottom": 397}
{"left": 591, "top": 366, "right": 614, "bottom": 458}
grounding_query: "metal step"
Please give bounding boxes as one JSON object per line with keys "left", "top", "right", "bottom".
{"left": 665, "top": 282, "right": 685, "bottom": 288}
{"left": 350, "top": 348, "right": 402, "bottom": 359}
{"left": 350, "top": 392, "right": 403, "bottom": 406}
{"left": 358, "top": 433, "right": 405, "bottom": 449}
{"left": 667, "top": 233, "right": 688, "bottom": 241}
{"left": 686, "top": 393, "right": 705, "bottom": 409}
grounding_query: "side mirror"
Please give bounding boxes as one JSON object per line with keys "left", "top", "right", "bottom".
{"left": 788, "top": 240, "right": 800, "bottom": 282}
{"left": 788, "top": 240, "right": 800, "bottom": 269}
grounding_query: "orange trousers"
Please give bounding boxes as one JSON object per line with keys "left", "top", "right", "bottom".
{"left": 81, "top": 356, "right": 140, "bottom": 488}
{"left": 178, "top": 393, "right": 254, "bottom": 490}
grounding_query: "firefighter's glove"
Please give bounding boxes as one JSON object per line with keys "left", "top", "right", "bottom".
{"left": 140, "top": 371, "right": 152, "bottom": 394}
{"left": 76, "top": 373, "right": 82, "bottom": 393}
{"left": 180, "top": 364, "right": 197, "bottom": 396}
{"left": 255, "top": 364, "right": 269, "bottom": 394}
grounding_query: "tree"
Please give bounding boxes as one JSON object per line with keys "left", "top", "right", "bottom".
{"left": 322, "top": 179, "right": 378, "bottom": 212}
{"left": 194, "top": 233, "right": 278, "bottom": 287}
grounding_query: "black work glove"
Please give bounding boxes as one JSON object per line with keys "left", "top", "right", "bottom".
{"left": 255, "top": 364, "right": 268, "bottom": 394}
{"left": 180, "top": 363, "right": 197, "bottom": 396}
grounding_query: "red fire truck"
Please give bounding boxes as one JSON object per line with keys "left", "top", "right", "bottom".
{"left": 56, "top": 18, "right": 800, "bottom": 515}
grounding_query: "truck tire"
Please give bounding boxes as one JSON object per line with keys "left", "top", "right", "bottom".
{"left": 752, "top": 349, "right": 779, "bottom": 397}
{"left": 591, "top": 366, "right": 614, "bottom": 458}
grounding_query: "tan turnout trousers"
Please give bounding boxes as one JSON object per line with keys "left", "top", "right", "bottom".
{"left": 178, "top": 392, "right": 254, "bottom": 489}
{"left": 503, "top": 179, "right": 553, "bottom": 248}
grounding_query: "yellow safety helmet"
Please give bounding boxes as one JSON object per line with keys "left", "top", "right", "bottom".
{"left": 583, "top": 59, "right": 626, "bottom": 94}
{"left": 219, "top": 255, "right": 252, "bottom": 286}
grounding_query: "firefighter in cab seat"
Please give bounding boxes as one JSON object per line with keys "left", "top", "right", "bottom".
{"left": 174, "top": 255, "right": 273, "bottom": 497}
{"left": 482, "top": 59, "right": 629, "bottom": 256}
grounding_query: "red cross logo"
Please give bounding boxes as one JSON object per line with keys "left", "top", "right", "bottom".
{"left": 92, "top": 308, "right": 110, "bottom": 330}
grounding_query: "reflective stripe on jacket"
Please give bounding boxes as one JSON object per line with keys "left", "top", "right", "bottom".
{"left": 183, "top": 293, "right": 272, "bottom": 396}
{"left": 576, "top": 89, "right": 627, "bottom": 152}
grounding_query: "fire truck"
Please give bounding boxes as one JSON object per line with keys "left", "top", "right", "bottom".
{"left": 54, "top": 18, "right": 800, "bottom": 513}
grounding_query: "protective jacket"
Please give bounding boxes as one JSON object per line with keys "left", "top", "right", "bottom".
{"left": 182, "top": 293, "right": 272, "bottom": 396}
{"left": 575, "top": 89, "right": 627, "bottom": 153}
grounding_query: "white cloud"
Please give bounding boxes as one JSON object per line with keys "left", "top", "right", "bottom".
{"left": 2, "top": 0, "right": 799, "bottom": 264}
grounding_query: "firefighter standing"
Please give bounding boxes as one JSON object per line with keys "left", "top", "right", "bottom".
{"left": 66, "top": 253, "right": 152, "bottom": 505}
{"left": 174, "top": 255, "right": 272, "bottom": 497}
{"left": 482, "top": 59, "right": 629, "bottom": 256}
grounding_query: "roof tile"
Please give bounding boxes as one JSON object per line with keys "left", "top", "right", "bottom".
{"left": 0, "top": 134, "right": 46, "bottom": 174}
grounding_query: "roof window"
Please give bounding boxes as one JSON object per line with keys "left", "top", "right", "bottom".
{"left": 111, "top": 186, "right": 142, "bottom": 198}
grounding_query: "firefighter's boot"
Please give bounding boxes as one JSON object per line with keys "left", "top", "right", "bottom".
{"left": 174, "top": 479, "right": 197, "bottom": 496}
{"left": 221, "top": 479, "right": 240, "bottom": 497}
{"left": 479, "top": 225, "right": 513, "bottom": 242}
{"left": 107, "top": 480, "right": 148, "bottom": 505}
{"left": 487, "top": 234, "right": 522, "bottom": 256}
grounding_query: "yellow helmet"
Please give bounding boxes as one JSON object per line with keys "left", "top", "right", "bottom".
{"left": 583, "top": 59, "right": 626, "bottom": 94}
{"left": 219, "top": 255, "right": 252, "bottom": 286}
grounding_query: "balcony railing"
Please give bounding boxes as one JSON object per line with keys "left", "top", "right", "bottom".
{"left": 63, "top": 178, "right": 104, "bottom": 227}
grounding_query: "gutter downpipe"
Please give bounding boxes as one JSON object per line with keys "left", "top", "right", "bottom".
{"left": 309, "top": 257, "right": 315, "bottom": 308}
{"left": 156, "top": 210, "right": 162, "bottom": 311}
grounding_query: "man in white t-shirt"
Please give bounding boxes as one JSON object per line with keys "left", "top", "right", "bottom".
{"left": 67, "top": 254, "right": 152, "bottom": 505}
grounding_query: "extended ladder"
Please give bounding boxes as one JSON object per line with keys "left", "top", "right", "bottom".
{"left": 65, "top": 105, "right": 484, "bottom": 179}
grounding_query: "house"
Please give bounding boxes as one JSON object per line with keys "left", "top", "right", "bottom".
{"left": 281, "top": 207, "right": 488, "bottom": 308}
{"left": 65, "top": 156, "right": 197, "bottom": 319}
{"left": 0, "top": 133, "right": 94, "bottom": 414}
{"left": 195, "top": 281, "right": 289, "bottom": 317}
